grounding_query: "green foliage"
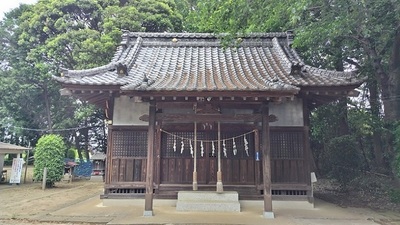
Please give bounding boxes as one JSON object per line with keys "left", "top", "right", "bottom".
{"left": 325, "top": 135, "right": 361, "bottom": 189}
{"left": 186, "top": 0, "right": 303, "bottom": 33}
{"left": 66, "top": 149, "right": 76, "bottom": 159}
{"left": 393, "top": 123, "right": 400, "bottom": 177}
{"left": 33, "top": 134, "right": 66, "bottom": 187}
{"left": 389, "top": 189, "right": 400, "bottom": 203}
{"left": 0, "top": 0, "right": 184, "bottom": 151}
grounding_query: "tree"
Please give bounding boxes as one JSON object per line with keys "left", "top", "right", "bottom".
{"left": 187, "top": 0, "right": 400, "bottom": 174}
{"left": 293, "top": 0, "right": 400, "bottom": 173}
{"left": 0, "top": 0, "right": 184, "bottom": 153}
{"left": 33, "top": 134, "right": 66, "bottom": 187}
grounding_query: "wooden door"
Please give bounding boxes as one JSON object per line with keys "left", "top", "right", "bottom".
{"left": 159, "top": 129, "right": 256, "bottom": 185}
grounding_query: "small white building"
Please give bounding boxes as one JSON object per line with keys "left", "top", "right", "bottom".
{"left": 0, "top": 142, "right": 29, "bottom": 182}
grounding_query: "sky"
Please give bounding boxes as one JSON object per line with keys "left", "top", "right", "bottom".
{"left": 0, "top": 0, "right": 38, "bottom": 19}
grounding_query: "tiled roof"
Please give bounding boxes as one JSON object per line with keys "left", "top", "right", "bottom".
{"left": 53, "top": 32, "right": 363, "bottom": 94}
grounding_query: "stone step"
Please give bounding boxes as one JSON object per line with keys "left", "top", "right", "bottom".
{"left": 176, "top": 191, "right": 241, "bottom": 212}
{"left": 177, "top": 191, "right": 239, "bottom": 202}
{"left": 176, "top": 200, "right": 241, "bottom": 212}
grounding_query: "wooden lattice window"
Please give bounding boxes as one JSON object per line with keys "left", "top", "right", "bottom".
{"left": 270, "top": 130, "right": 303, "bottom": 159}
{"left": 112, "top": 130, "right": 148, "bottom": 157}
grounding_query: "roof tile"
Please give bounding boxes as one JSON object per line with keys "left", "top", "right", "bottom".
{"left": 54, "top": 32, "right": 364, "bottom": 94}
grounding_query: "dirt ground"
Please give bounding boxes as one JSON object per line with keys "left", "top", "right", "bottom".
{"left": 314, "top": 177, "right": 400, "bottom": 212}
{"left": 0, "top": 166, "right": 103, "bottom": 225}
{"left": 1, "top": 166, "right": 400, "bottom": 225}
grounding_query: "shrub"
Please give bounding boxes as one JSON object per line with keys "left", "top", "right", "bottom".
{"left": 393, "top": 123, "right": 400, "bottom": 178}
{"left": 389, "top": 189, "right": 400, "bottom": 203}
{"left": 33, "top": 134, "right": 66, "bottom": 187}
{"left": 66, "top": 149, "right": 76, "bottom": 159}
{"left": 326, "top": 135, "right": 361, "bottom": 190}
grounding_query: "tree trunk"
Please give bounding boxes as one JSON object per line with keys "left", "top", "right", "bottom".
{"left": 361, "top": 40, "right": 393, "bottom": 121}
{"left": 337, "top": 97, "right": 349, "bottom": 135}
{"left": 75, "top": 134, "right": 84, "bottom": 161}
{"left": 388, "top": 27, "right": 400, "bottom": 184}
{"left": 43, "top": 84, "right": 53, "bottom": 133}
{"left": 83, "top": 126, "right": 90, "bottom": 160}
{"left": 334, "top": 52, "right": 349, "bottom": 136}
{"left": 387, "top": 27, "right": 400, "bottom": 121}
{"left": 367, "top": 79, "right": 385, "bottom": 170}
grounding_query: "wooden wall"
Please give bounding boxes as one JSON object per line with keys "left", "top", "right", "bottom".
{"left": 106, "top": 126, "right": 148, "bottom": 185}
{"left": 110, "top": 158, "right": 147, "bottom": 182}
{"left": 269, "top": 127, "right": 309, "bottom": 184}
{"left": 104, "top": 125, "right": 311, "bottom": 197}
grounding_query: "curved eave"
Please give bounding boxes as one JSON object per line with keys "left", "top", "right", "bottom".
{"left": 294, "top": 66, "right": 365, "bottom": 87}
{"left": 56, "top": 83, "right": 121, "bottom": 109}
{"left": 300, "top": 83, "right": 363, "bottom": 107}
{"left": 52, "top": 74, "right": 132, "bottom": 86}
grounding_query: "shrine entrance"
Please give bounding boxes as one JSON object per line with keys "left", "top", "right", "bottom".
{"left": 159, "top": 124, "right": 257, "bottom": 186}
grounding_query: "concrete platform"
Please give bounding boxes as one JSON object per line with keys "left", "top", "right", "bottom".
{"left": 176, "top": 191, "right": 241, "bottom": 212}
{"left": 44, "top": 196, "right": 388, "bottom": 225}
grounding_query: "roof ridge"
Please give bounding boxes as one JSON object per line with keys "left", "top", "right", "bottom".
{"left": 60, "top": 63, "right": 117, "bottom": 78}
{"left": 59, "top": 37, "right": 144, "bottom": 78}
{"left": 122, "top": 36, "right": 143, "bottom": 69}
{"left": 304, "top": 65, "right": 356, "bottom": 78}
{"left": 125, "top": 32, "right": 288, "bottom": 39}
{"left": 271, "top": 37, "right": 292, "bottom": 75}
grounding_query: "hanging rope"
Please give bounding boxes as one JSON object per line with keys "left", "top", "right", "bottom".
{"left": 212, "top": 141, "right": 215, "bottom": 157}
{"left": 244, "top": 134, "right": 249, "bottom": 156}
{"left": 232, "top": 139, "right": 237, "bottom": 155}
{"left": 160, "top": 129, "right": 256, "bottom": 143}
{"left": 180, "top": 139, "right": 184, "bottom": 154}
{"left": 173, "top": 135, "right": 177, "bottom": 152}
{"left": 223, "top": 139, "right": 227, "bottom": 158}
{"left": 190, "top": 140, "right": 194, "bottom": 158}
{"left": 200, "top": 141, "right": 204, "bottom": 157}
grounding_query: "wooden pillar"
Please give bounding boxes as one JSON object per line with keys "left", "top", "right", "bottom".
{"left": 154, "top": 124, "right": 162, "bottom": 193}
{"left": 261, "top": 104, "right": 274, "bottom": 218}
{"left": 303, "top": 98, "right": 316, "bottom": 204}
{"left": 144, "top": 102, "right": 156, "bottom": 216}
{"left": 105, "top": 125, "right": 113, "bottom": 185}
{"left": 254, "top": 129, "right": 261, "bottom": 186}
{"left": 193, "top": 122, "right": 198, "bottom": 190}
{"left": 304, "top": 125, "right": 314, "bottom": 203}
{"left": 216, "top": 121, "right": 223, "bottom": 193}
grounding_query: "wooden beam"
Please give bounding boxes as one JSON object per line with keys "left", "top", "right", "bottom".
{"left": 123, "top": 90, "right": 297, "bottom": 98}
{"left": 139, "top": 113, "right": 278, "bottom": 123}
{"left": 144, "top": 102, "right": 156, "bottom": 216}
{"left": 157, "top": 101, "right": 263, "bottom": 110}
{"left": 261, "top": 104, "right": 274, "bottom": 218}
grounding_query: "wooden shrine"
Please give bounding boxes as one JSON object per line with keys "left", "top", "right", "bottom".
{"left": 54, "top": 31, "right": 364, "bottom": 217}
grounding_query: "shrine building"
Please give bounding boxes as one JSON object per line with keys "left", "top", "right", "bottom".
{"left": 53, "top": 31, "right": 364, "bottom": 218}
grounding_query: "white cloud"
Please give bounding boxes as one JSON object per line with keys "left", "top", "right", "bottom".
{"left": 0, "top": 0, "right": 38, "bottom": 19}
